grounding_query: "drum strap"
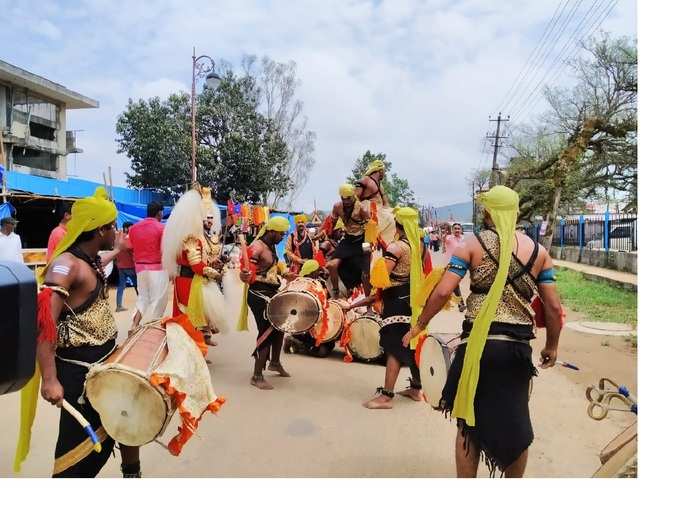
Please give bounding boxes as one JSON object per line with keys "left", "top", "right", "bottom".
{"left": 55, "top": 343, "right": 118, "bottom": 405}
{"left": 458, "top": 335, "right": 531, "bottom": 345}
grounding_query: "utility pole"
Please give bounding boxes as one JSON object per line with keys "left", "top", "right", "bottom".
{"left": 486, "top": 112, "right": 510, "bottom": 187}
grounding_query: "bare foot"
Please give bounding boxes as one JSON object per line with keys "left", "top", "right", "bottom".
{"left": 250, "top": 375, "right": 274, "bottom": 390}
{"left": 397, "top": 388, "right": 424, "bottom": 402}
{"left": 267, "top": 362, "right": 291, "bottom": 377}
{"left": 363, "top": 395, "right": 393, "bottom": 409}
{"left": 205, "top": 337, "right": 218, "bottom": 347}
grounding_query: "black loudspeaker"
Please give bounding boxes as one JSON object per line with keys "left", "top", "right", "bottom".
{"left": 0, "top": 262, "right": 37, "bottom": 395}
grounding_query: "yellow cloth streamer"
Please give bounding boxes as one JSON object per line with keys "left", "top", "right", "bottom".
{"left": 13, "top": 363, "right": 40, "bottom": 472}
{"left": 365, "top": 219, "right": 379, "bottom": 244}
{"left": 452, "top": 185, "right": 519, "bottom": 427}
{"left": 370, "top": 257, "right": 391, "bottom": 289}
{"left": 394, "top": 207, "right": 424, "bottom": 349}
{"left": 237, "top": 283, "right": 250, "bottom": 331}
{"left": 187, "top": 274, "right": 207, "bottom": 328}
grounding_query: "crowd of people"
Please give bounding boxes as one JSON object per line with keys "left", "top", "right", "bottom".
{"left": 7, "top": 158, "right": 564, "bottom": 480}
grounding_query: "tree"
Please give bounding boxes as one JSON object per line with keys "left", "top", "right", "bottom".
{"left": 116, "top": 70, "right": 291, "bottom": 203}
{"left": 348, "top": 150, "right": 417, "bottom": 206}
{"left": 241, "top": 56, "right": 316, "bottom": 209}
{"left": 116, "top": 94, "right": 191, "bottom": 197}
{"left": 505, "top": 33, "right": 637, "bottom": 249}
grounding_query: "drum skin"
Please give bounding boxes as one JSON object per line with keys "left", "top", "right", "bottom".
{"left": 312, "top": 300, "right": 344, "bottom": 343}
{"left": 85, "top": 325, "right": 173, "bottom": 447}
{"left": 419, "top": 335, "right": 454, "bottom": 408}
{"left": 348, "top": 315, "right": 383, "bottom": 361}
{"left": 268, "top": 278, "right": 323, "bottom": 334}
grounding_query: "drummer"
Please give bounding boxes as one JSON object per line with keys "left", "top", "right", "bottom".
{"left": 238, "top": 216, "right": 297, "bottom": 390}
{"left": 25, "top": 187, "right": 141, "bottom": 477}
{"left": 344, "top": 207, "right": 426, "bottom": 409}
{"left": 285, "top": 214, "right": 317, "bottom": 274}
{"left": 324, "top": 184, "right": 371, "bottom": 298}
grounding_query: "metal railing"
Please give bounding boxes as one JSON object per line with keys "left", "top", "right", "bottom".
{"left": 527, "top": 213, "right": 638, "bottom": 253}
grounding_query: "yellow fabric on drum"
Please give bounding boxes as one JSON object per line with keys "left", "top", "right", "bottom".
{"left": 452, "top": 185, "right": 519, "bottom": 427}
{"left": 370, "top": 257, "right": 391, "bottom": 289}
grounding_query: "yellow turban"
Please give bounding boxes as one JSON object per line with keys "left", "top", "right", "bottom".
{"left": 299, "top": 259, "right": 320, "bottom": 278}
{"left": 394, "top": 207, "right": 424, "bottom": 346}
{"left": 453, "top": 185, "right": 519, "bottom": 428}
{"left": 44, "top": 187, "right": 117, "bottom": 279}
{"left": 334, "top": 218, "right": 345, "bottom": 230}
{"left": 254, "top": 215, "right": 291, "bottom": 240}
{"left": 294, "top": 214, "right": 308, "bottom": 225}
{"left": 339, "top": 183, "right": 355, "bottom": 198}
{"left": 365, "top": 159, "right": 385, "bottom": 176}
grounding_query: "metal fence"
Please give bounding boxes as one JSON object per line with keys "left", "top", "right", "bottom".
{"left": 526, "top": 213, "right": 637, "bottom": 253}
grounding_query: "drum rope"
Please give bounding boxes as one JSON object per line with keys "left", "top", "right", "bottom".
{"left": 56, "top": 343, "right": 118, "bottom": 404}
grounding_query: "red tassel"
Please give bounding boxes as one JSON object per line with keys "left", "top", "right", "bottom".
{"left": 37, "top": 288, "right": 57, "bottom": 344}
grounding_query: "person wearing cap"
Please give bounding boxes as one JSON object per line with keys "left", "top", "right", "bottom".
{"left": 324, "top": 183, "right": 371, "bottom": 297}
{"left": 238, "top": 216, "right": 296, "bottom": 390}
{"left": 402, "top": 185, "right": 563, "bottom": 478}
{"left": 345, "top": 207, "right": 427, "bottom": 409}
{"left": 0, "top": 216, "right": 23, "bottom": 263}
{"left": 17, "top": 187, "right": 141, "bottom": 477}
{"left": 285, "top": 214, "right": 317, "bottom": 274}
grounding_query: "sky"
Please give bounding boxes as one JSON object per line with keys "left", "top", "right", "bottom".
{"left": 1, "top": 0, "right": 636, "bottom": 211}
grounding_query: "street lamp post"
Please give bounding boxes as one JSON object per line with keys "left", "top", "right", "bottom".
{"left": 191, "top": 47, "right": 220, "bottom": 183}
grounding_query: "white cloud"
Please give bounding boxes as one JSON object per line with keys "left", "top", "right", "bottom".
{"left": 3, "top": 0, "right": 636, "bottom": 210}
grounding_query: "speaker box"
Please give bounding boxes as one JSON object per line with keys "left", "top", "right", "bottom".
{"left": 0, "top": 262, "right": 37, "bottom": 395}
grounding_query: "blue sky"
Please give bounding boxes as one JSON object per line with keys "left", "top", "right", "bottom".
{"left": 1, "top": 0, "right": 636, "bottom": 210}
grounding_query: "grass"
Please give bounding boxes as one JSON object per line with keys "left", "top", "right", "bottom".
{"left": 555, "top": 267, "right": 637, "bottom": 326}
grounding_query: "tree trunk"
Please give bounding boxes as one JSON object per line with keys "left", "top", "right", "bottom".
{"left": 541, "top": 185, "right": 562, "bottom": 252}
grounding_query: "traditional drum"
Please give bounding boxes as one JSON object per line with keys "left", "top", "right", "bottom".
{"left": 267, "top": 277, "right": 324, "bottom": 334}
{"left": 347, "top": 311, "right": 383, "bottom": 362}
{"left": 419, "top": 334, "right": 460, "bottom": 408}
{"left": 311, "top": 299, "right": 345, "bottom": 344}
{"left": 85, "top": 323, "right": 175, "bottom": 447}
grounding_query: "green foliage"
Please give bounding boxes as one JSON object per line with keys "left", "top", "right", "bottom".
{"left": 116, "top": 69, "right": 291, "bottom": 203}
{"left": 348, "top": 150, "right": 416, "bottom": 206}
{"left": 555, "top": 267, "right": 637, "bottom": 326}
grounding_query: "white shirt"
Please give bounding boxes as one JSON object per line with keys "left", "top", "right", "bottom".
{"left": 0, "top": 231, "right": 24, "bottom": 263}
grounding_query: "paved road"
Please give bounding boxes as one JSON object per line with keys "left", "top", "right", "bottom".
{"left": 0, "top": 256, "right": 631, "bottom": 477}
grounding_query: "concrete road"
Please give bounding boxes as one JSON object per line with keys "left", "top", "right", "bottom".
{"left": 0, "top": 256, "right": 632, "bottom": 477}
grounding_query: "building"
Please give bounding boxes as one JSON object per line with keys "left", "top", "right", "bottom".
{"left": 1, "top": 58, "right": 97, "bottom": 180}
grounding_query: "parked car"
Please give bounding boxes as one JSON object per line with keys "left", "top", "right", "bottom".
{"left": 586, "top": 224, "right": 637, "bottom": 252}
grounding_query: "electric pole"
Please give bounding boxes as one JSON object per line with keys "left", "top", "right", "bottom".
{"left": 486, "top": 112, "right": 510, "bottom": 186}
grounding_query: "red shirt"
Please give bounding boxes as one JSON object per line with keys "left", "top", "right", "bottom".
{"left": 116, "top": 235, "right": 135, "bottom": 270}
{"left": 128, "top": 218, "right": 164, "bottom": 272}
{"left": 47, "top": 224, "right": 67, "bottom": 260}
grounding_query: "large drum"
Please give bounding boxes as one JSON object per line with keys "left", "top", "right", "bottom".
{"left": 347, "top": 311, "right": 383, "bottom": 362}
{"left": 267, "top": 278, "right": 325, "bottom": 334}
{"left": 311, "top": 299, "right": 345, "bottom": 344}
{"left": 419, "top": 334, "right": 460, "bottom": 408}
{"left": 85, "top": 324, "right": 175, "bottom": 446}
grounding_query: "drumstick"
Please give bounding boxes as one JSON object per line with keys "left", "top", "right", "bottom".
{"left": 535, "top": 359, "right": 580, "bottom": 370}
{"left": 61, "top": 399, "right": 102, "bottom": 453}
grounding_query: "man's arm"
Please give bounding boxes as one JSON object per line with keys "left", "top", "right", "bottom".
{"left": 37, "top": 255, "right": 79, "bottom": 406}
{"left": 536, "top": 249, "right": 562, "bottom": 368}
{"left": 347, "top": 247, "right": 399, "bottom": 310}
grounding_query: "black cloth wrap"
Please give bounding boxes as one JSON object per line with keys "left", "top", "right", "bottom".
{"left": 179, "top": 265, "right": 197, "bottom": 278}
{"left": 297, "top": 237, "right": 314, "bottom": 260}
{"left": 461, "top": 319, "right": 535, "bottom": 341}
{"left": 439, "top": 341, "right": 538, "bottom": 477}
{"left": 332, "top": 233, "right": 369, "bottom": 289}
{"left": 53, "top": 338, "right": 116, "bottom": 478}
{"left": 247, "top": 281, "right": 284, "bottom": 357}
{"left": 379, "top": 283, "right": 421, "bottom": 387}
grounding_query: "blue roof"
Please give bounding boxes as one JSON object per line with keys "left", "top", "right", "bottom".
{"left": 6, "top": 172, "right": 165, "bottom": 204}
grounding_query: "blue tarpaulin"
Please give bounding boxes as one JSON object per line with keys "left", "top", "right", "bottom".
{"left": 269, "top": 211, "right": 296, "bottom": 260}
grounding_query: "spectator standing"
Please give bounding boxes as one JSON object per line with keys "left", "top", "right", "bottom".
{"left": 115, "top": 221, "right": 137, "bottom": 312}
{"left": 47, "top": 202, "right": 72, "bottom": 261}
{"left": 0, "top": 217, "right": 23, "bottom": 263}
{"left": 127, "top": 202, "right": 169, "bottom": 330}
